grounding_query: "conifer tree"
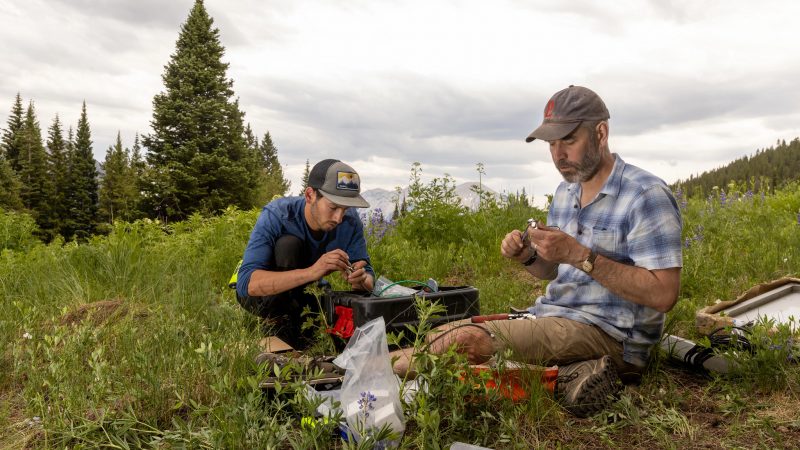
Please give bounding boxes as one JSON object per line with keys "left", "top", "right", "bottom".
{"left": 259, "top": 132, "right": 290, "bottom": 199}
{"left": 129, "top": 133, "right": 146, "bottom": 217}
{"left": 100, "top": 132, "right": 135, "bottom": 223}
{"left": 47, "top": 115, "right": 70, "bottom": 235}
{"left": 299, "top": 159, "right": 310, "bottom": 195}
{"left": 64, "top": 102, "right": 99, "bottom": 240}
{"left": 244, "top": 123, "right": 258, "bottom": 152}
{"left": 18, "top": 102, "right": 55, "bottom": 238}
{"left": 0, "top": 152, "right": 22, "bottom": 210}
{"left": 142, "top": 0, "right": 259, "bottom": 220}
{"left": 2, "top": 93, "right": 25, "bottom": 173}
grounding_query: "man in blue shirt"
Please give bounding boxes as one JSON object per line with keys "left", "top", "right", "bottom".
{"left": 237, "top": 159, "right": 375, "bottom": 349}
{"left": 393, "top": 86, "right": 682, "bottom": 417}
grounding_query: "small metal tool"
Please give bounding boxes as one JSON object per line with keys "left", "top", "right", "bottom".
{"left": 521, "top": 218, "right": 538, "bottom": 245}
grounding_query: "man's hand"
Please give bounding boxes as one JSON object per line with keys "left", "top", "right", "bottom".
{"left": 344, "top": 260, "right": 372, "bottom": 291}
{"left": 310, "top": 249, "right": 351, "bottom": 279}
{"left": 500, "top": 228, "right": 534, "bottom": 263}
{"left": 528, "top": 226, "right": 586, "bottom": 266}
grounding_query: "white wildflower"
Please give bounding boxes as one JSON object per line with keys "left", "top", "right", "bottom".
{"left": 22, "top": 332, "right": 32, "bottom": 340}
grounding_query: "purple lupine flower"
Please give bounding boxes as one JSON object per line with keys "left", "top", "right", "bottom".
{"left": 719, "top": 190, "right": 727, "bottom": 207}
{"left": 796, "top": 213, "right": 800, "bottom": 226}
{"left": 675, "top": 187, "right": 688, "bottom": 210}
{"left": 358, "top": 391, "right": 376, "bottom": 419}
{"left": 745, "top": 190, "right": 754, "bottom": 202}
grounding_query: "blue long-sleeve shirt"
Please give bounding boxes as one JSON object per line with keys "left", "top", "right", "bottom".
{"left": 237, "top": 196, "right": 374, "bottom": 298}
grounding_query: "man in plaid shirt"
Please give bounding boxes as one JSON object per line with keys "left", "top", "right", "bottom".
{"left": 395, "top": 86, "right": 682, "bottom": 417}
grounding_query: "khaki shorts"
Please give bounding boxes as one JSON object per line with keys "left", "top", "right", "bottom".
{"left": 485, "top": 316, "right": 643, "bottom": 377}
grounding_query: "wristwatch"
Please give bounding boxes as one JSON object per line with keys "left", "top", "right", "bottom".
{"left": 581, "top": 249, "right": 598, "bottom": 273}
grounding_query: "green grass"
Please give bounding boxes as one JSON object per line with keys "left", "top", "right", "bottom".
{"left": 1, "top": 185, "right": 799, "bottom": 448}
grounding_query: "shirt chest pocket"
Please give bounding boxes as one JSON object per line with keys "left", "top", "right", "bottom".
{"left": 589, "top": 226, "right": 618, "bottom": 255}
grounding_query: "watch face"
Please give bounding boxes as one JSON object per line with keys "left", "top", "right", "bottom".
{"left": 582, "top": 261, "right": 593, "bottom": 273}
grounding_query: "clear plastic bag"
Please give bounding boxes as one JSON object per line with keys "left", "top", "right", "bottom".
{"left": 333, "top": 317, "right": 405, "bottom": 445}
{"left": 373, "top": 275, "right": 418, "bottom": 297}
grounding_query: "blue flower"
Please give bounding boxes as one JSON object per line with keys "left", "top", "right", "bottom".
{"left": 358, "top": 391, "right": 377, "bottom": 418}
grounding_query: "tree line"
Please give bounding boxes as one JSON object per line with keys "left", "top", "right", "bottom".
{"left": 672, "top": 137, "right": 800, "bottom": 198}
{"left": 0, "top": 0, "right": 290, "bottom": 242}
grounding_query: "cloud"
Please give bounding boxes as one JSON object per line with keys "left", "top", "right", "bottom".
{"left": 3, "top": 0, "right": 800, "bottom": 198}
{"left": 49, "top": 0, "right": 188, "bottom": 28}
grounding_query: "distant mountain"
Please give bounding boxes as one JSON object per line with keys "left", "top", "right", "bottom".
{"left": 361, "top": 182, "right": 499, "bottom": 217}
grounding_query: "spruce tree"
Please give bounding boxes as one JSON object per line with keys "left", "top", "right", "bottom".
{"left": 299, "top": 159, "right": 310, "bottom": 195}
{"left": 99, "top": 132, "right": 135, "bottom": 223}
{"left": 244, "top": 123, "right": 258, "bottom": 152}
{"left": 129, "top": 133, "right": 146, "bottom": 218}
{"left": 47, "top": 115, "right": 70, "bottom": 236}
{"left": 64, "top": 102, "right": 99, "bottom": 240}
{"left": 1, "top": 93, "right": 25, "bottom": 172}
{"left": 142, "top": 0, "right": 259, "bottom": 220}
{"left": 259, "top": 132, "right": 290, "bottom": 200}
{"left": 0, "top": 152, "right": 22, "bottom": 210}
{"left": 18, "top": 102, "right": 55, "bottom": 239}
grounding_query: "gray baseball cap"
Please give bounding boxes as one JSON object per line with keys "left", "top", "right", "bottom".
{"left": 307, "top": 159, "right": 370, "bottom": 208}
{"left": 525, "top": 85, "right": 610, "bottom": 142}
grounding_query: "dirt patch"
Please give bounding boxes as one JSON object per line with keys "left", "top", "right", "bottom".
{"left": 0, "top": 386, "right": 35, "bottom": 450}
{"left": 58, "top": 298, "right": 148, "bottom": 327}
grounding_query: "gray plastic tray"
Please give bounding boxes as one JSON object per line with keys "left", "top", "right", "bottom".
{"left": 720, "top": 282, "right": 800, "bottom": 329}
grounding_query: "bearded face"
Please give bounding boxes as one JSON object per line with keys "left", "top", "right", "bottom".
{"left": 550, "top": 125, "right": 603, "bottom": 183}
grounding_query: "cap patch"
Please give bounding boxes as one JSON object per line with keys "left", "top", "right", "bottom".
{"left": 544, "top": 99, "right": 555, "bottom": 119}
{"left": 336, "top": 171, "right": 360, "bottom": 191}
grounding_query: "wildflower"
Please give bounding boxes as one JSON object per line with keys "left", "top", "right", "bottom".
{"left": 358, "top": 391, "right": 376, "bottom": 419}
{"left": 719, "top": 190, "right": 727, "bottom": 207}
{"left": 23, "top": 332, "right": 32, "bottom": 340}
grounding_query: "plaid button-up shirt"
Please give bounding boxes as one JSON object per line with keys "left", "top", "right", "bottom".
{"left": 532, "top": 154, "right": 683, "bottom": 367}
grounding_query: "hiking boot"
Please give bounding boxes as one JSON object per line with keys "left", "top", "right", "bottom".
{"left": 555, "top": 355, "right": 621, "bottom": 418}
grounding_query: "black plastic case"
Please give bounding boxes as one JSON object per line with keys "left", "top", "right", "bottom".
{"left": 324, "top": 286, "right": 480, "bottom": 337}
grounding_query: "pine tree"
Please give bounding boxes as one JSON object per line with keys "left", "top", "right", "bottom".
{"left": 129, "top": 133, "right": 146, "bottom": 217}
{"left": 64, "top": 101, "right": 99, "bottom": 240}
{"left": 0, "top": 152, "right": 22, "bottom": 210}
{"left": 244, "top": 123, "right": 258, "bottom": 152}
{"left": 1, "top": 93, "right": 25, "bottom": 173}
{"left": 18, "top": 101, "right": 55, "bottom": 239}
{"left": 259, "top": 132, "right": 290, "bottom": 200}
{"left": 299, "top": 159, "right": 310, "bottom": 195}
{"left": 142, "top": 0, "right": 259, "bottom": 220}
{"left": 47, "top": 115, "right": 70, "bottom": 236}
{"left": 99, "top": 132, "right": 135, "bottom": 223}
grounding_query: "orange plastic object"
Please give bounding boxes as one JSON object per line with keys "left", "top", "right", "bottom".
{"left": 468, "top": 365, "right": 559, "bottom": 402}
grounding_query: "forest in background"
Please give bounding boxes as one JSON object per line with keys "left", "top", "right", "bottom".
{"left": 673, "top": 137, "right": 800, "bottom": 198}
{"left": 0, "top": 1, "right": 290, "bottom": 244}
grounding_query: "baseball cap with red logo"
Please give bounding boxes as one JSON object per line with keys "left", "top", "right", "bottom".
{"left": 525, "top": 85, "right": 610, "bottom": 143}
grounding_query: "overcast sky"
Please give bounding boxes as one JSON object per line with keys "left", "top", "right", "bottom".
{"left": 2, "top": 0, "right": 799, "bottom": 203}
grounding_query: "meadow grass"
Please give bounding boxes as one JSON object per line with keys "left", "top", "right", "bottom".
{"left": 1, "top": 184, "right": 799, "bottom": 449}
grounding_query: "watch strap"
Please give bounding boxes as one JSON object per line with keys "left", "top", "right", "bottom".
{"left": 522, "top": 251, "right": 538, "bottom": 266}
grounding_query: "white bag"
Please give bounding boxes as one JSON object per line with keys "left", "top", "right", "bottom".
{"left": 333, "top": 317, "right": 405, "bottom": 445}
